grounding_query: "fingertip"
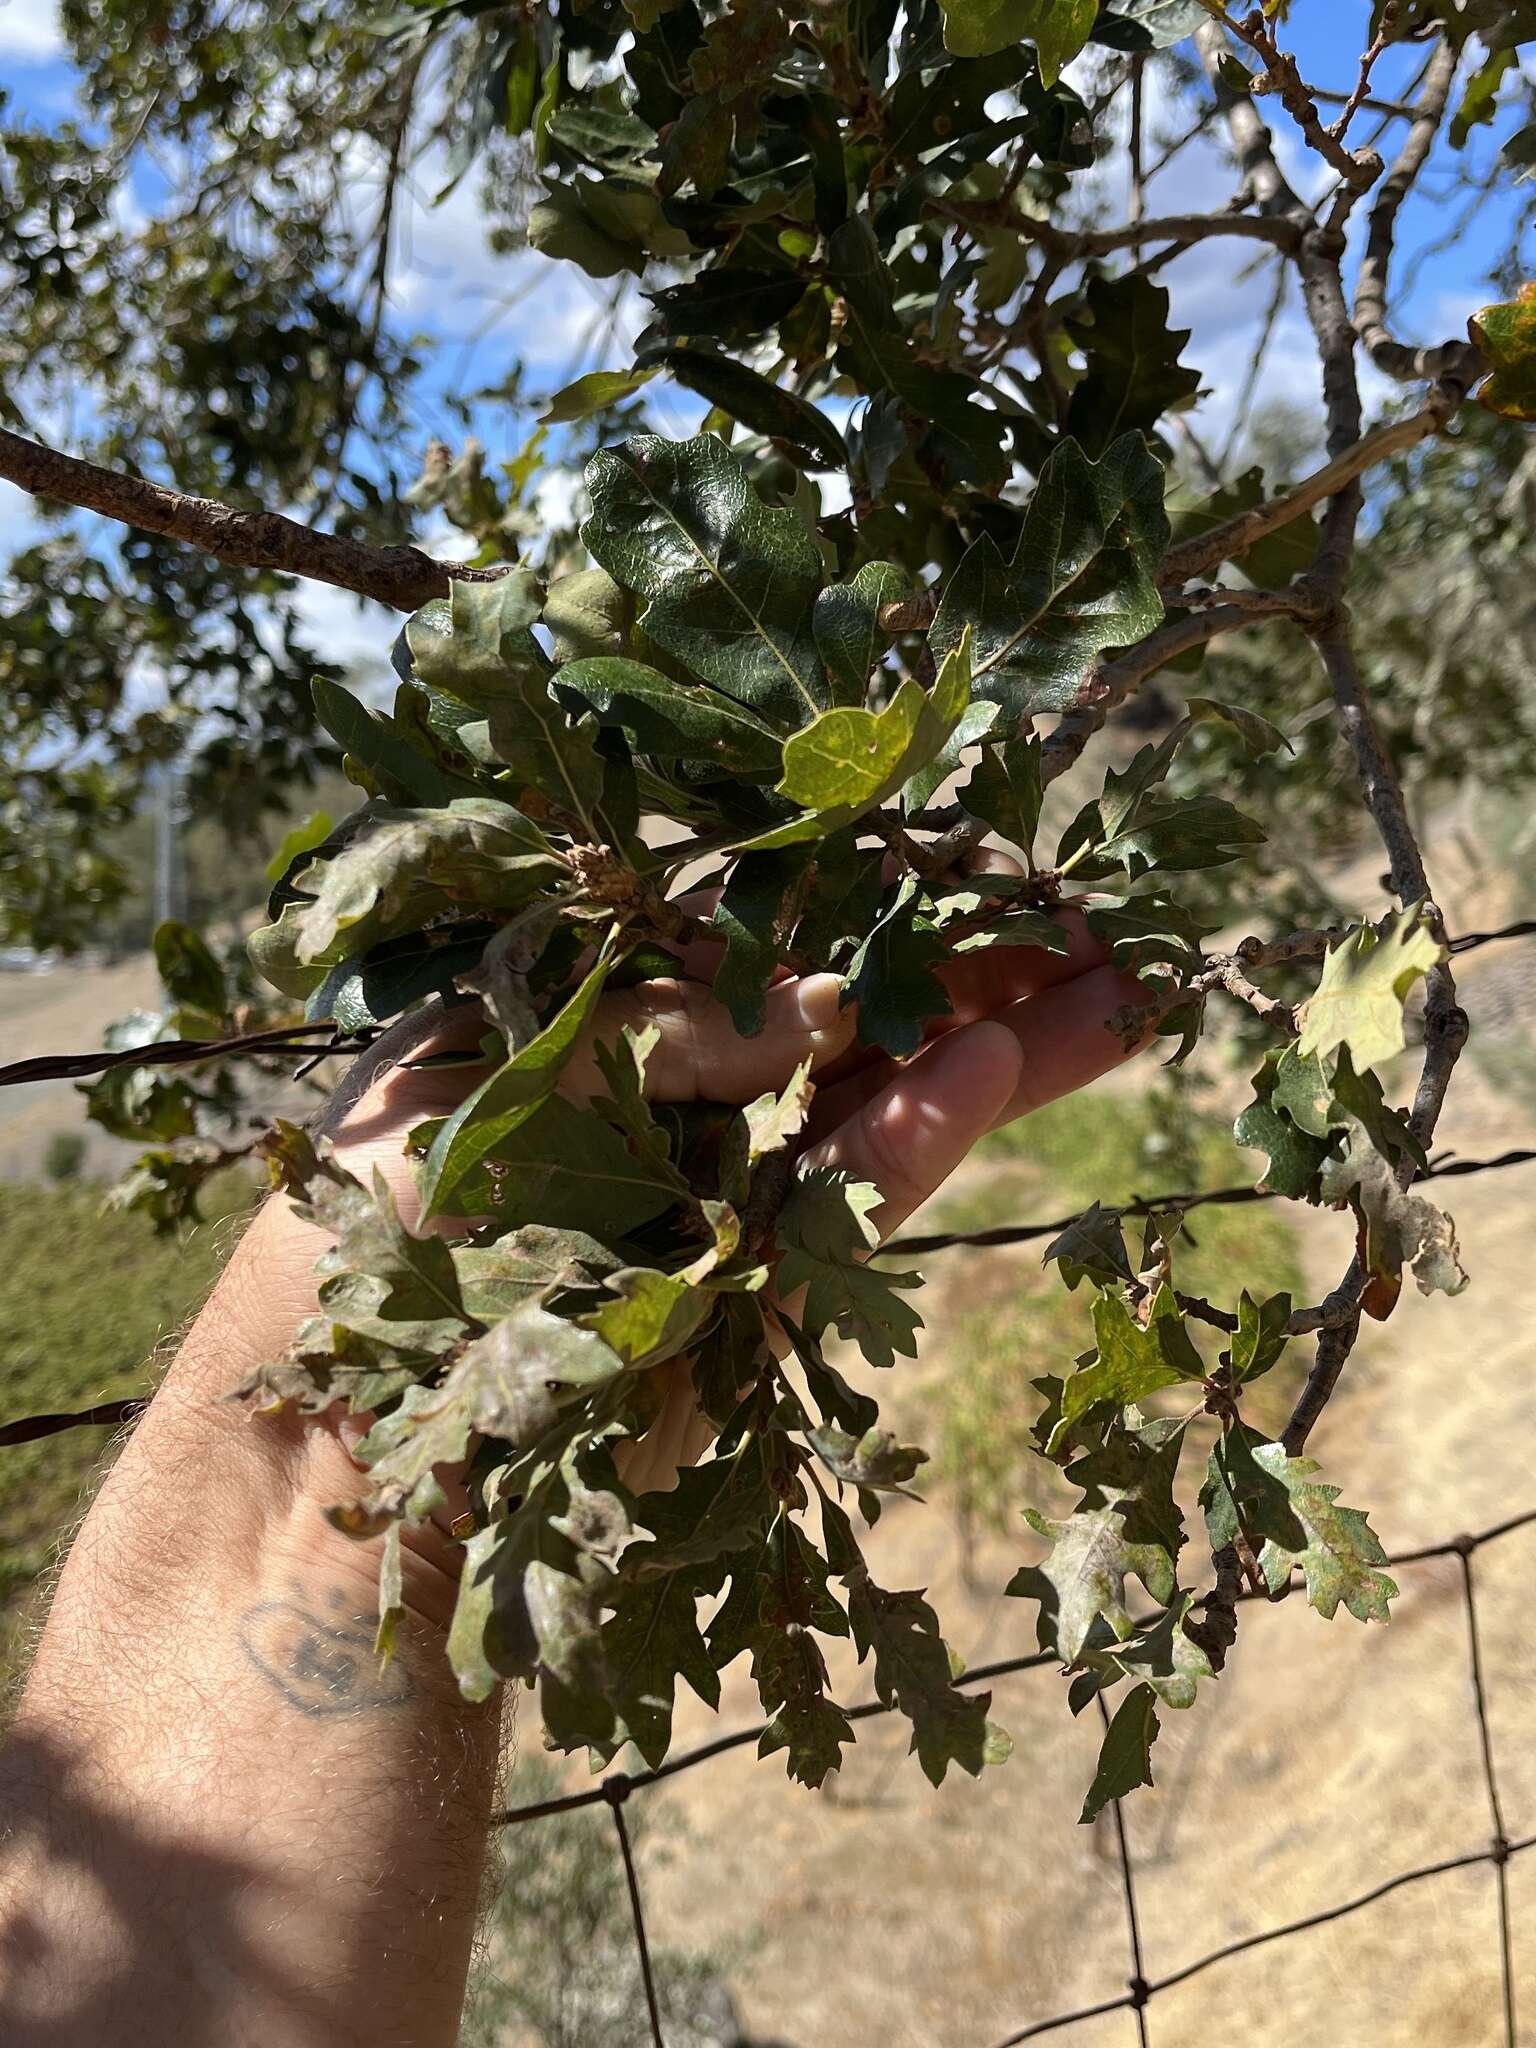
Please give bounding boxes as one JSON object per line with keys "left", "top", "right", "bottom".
{"left": 922, "top": 1016, "right": 1026, "bottom": 1124}
{"left": 763, "top": 972, "right": 858, "bottom": 1070}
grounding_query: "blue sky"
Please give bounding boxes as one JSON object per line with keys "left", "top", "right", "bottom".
{"left": 0, "top": 0, "right": 1530, "bottom": 668}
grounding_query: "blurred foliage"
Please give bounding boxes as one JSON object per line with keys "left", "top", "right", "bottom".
{"left": 925, "top": 1081, "right": 1306, "bottom": 1563}
{"left": 0, "top": 1169, "right": 256, "bottom": 1690}
{"left": 465, "top": 1755, "right": 776, "bottom": 2048}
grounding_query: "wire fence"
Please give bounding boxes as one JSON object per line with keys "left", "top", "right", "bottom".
{"left": 497, "top": 1504, "right": 1536, "bottom": 2048}
{"left": 1, "top": 1136, "right": 1531, "bottom": 1452}
{"left": 5, "top": 913, "right": 1536, "bottom": 2037}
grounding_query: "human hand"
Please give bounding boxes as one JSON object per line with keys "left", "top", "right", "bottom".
{"left": 222, "top": 894, "right": 1149, "bottom": 1511}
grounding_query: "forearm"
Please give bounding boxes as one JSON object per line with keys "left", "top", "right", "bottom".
{"left": 0, "top": 1199, "right": 499, "bottom": 2048}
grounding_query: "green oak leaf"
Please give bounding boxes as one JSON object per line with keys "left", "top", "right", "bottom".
{"left": 554, "top": 654, "right": 784, "bottom": 775}
{"left": 1297, "top": 910, "right": 1445, "bottom": 1071}
{"left": 745, "top": 627, "right": 974, "bottom": 849}
{"left": 1201, "top": 1430, "right": 1399, "bottom": 1622}
{"left": 581, "top": 433, "right": 830, "bottom": 730}
{"left": 589, "top": 1026, "right": 696, "bottom": 1202}
{"left": 812, "top": 560, "right": 911, "bottom": 703}
{"left": 1082, "top": 891, "right": 1218, "bottom": 981}
{"left": 1044, "top": 1284, "right": 1206, "bottom": 1456}
{"left": 639, "top": 345, "right": 848, "bottom": 469}
{"left": 1079, "top": 1682, "right": 1159, "bottom": 1823}
{"left": 152, "top": 918, "right": 226, "bottom": 1028}
{"left": 1231, "top": 1289, "right": 1292, "bottom": 1384}
{"left": 938, "top": 0, "right": 1097, "bottom": 82}
{"left": 824, "top": 217, "right": 1011, "bottom": 492}
{"left": 418, "top": 938, "right": 621, "bottom": 1220}
{"left": 306, "top": 924, "right": 496, "bottom": 1036}
{"left": 775, "top": 1165, "right": 923, "bottom": 1368}
{"left": 965, "top": 732, "right": 1044, "bottom": 859}
{"left": 540, "top": 365, "right": 660, "bottom": 422}
{"left": 1042, "top": 1202, "right": 1134, "bottom": 1291}
{"left": 791, "top": 828, "right": 884, "bottom": 972}
{"left": 949, "top": 905, "right": 1070, "bottom": 956}
{"left": 904, "top": 698, "right": 1003, "bottom": 815}
{"left": 599, "top": 1562, "right": 725, "bottom": 1766}
{"left": 1061, "top": 790, "right": 1265, "bottom": 881}
{"left": 1165, "top": 464, "right": 1319, "bottom": 588}
{"left": 528, "top": 183, "right": 643, "bottom": 277}
{"left": 264, "top": 810, "right": 334, "bottom": 886}
{"left": 930, "top": 435, "right": 1168, "bottom": 717}
{"left": 543, "top": 568, "right": 633, "bottom": 664}
{"left": 710, "top": 1515, "right": 854, "bottom": 1789}
{"left": 404, "top": 579, "right": 612, "bottom": 839}
{"left": 840, "top": 874, "right": 952, "bottom": 1057}
{"left": 712, "top": 846, "right": 814, "bottom": 1035}
{"left": 312, "top": 675, "right": 487, "bottom": 808}
{"left": 743, "top": 1057, "right": 816, "bottom": 1164}
{"left": 1329, "top": 1047, "right": 1428, "bottom": 1171}
{"left": 1065, "top": 272, "right": 1201, "bottom": 457}
{"left": 755, "top": 1625, "right": 857, "bottom": 1788}
{"left": 415, "top": 1089, "right": 682, "bottom": 1237}
{"left": 778, "top": 1312, "right": 880, "bottom": 1438}
{"left": 1063, "top": 1412, "right": 1186, "bottom": 1561}
{"left": 1089, "top": 1591, "right": 1214, "bottom": 1713}
{"left": 847, "top": 1575, "right": 1010, "bottom": 1785}
{"left": 576, "top": 1259, "right": 719, "bottom": 1371}
{"left": 1233, "top": 1047, "right": 1336, "bottom": 1198}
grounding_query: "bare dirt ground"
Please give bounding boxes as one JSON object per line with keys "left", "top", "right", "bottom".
{"left": 0, "top": 953, "right": 165, "bottom": 1179}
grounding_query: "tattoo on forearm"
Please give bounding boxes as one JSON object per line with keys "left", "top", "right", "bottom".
{"left": 238, "top": 1585, "right": 414, "bottom": 1718}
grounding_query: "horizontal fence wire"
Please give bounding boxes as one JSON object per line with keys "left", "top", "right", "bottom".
{"left": 492, "top": 1507, "right": 1536, "bottom": 2048}
{"left": 885, "top": 1144, "right": 1536, "bottom": 1257}
{"left": 1, "top": 1147, "right": 1533, "bottom": 1450}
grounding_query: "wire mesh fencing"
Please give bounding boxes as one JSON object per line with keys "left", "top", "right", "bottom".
{"left": 5, "top": 914, "right": 1536, "bottom": 2037}
{"left": 495, "top": 1505, "right": 1536, "bottom": 2048}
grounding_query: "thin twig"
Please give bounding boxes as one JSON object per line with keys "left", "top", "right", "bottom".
{"left": 1354, "top": 41, "right": 1485, "bottom": 389}
{"left": 1043, "top": 606, "right": 1258, "bottom": 786}
{"left": 1158, "top": 405, "right": 1454, "bottom": 591}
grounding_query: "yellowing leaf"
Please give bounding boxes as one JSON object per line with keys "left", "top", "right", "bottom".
{"left": 1296, "top": 910, "right": 1444, "bottom": 1073}
{"left": 938, "top": 0, "right": 1096, "bottom": 80}
{"left": 739, "top": 630, "right": 973, "bottom": 852}
{"left": 1471, "top": 281, "right": 1536, "bottom": 420}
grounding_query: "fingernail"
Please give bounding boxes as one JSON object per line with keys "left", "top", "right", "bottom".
{"left": 791, "top": 973, "right": 847, "bottom": 1031}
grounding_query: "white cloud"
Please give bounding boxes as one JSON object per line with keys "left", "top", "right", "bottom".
{"left": 0, "top": 480, "right": 44, "bottom": 553}
{"left": 283, "top": 579, "right": 397, "bottom": 683}
{"left": 391, "top": 148, "right": 640, "bottom": 369}
{"left": 0, "top": 0, "right": 62, "bottom": 63}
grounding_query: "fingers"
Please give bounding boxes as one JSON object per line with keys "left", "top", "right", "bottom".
{"left": 799, "top": 1019, "right": 1026, "bottom": 1240}
{"left": 988, "top": 963, "right": 1153, "bottom": 1128}
{"left": 807, "top": 907, "right": 1115, "bottom": 1103}
{"left": 809, "top": 955, "right": 1150, "bottom": 1136}
{"left": 561, "top": 971, "right": 857, "bottom": 1104}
